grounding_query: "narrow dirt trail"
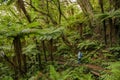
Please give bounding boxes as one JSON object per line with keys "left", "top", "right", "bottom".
{"left": 58, "top": 61, "right": 106, "bottom": 76}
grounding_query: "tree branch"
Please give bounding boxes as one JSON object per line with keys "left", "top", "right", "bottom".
{"left": 25, "top": 1, "right": 57, "bottom": 25}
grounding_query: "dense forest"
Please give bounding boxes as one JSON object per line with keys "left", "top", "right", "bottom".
{"left": 0, "top": 0, "right": 120, "bottom": 80}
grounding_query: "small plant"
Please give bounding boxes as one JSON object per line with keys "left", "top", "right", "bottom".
{"left": 109, "top": 47, "right": 120, "bottom": 59}
{"left": 0, "top": 63, "right": 14, "bottom": 80}
{"left": 49, "top": 65, "right": 95, "bottom": 80}
{"left": 100, "top": 61, "right": 120, "bottom": 80}
{"left": 49, "top": 65, "right": 72, "bottom": 80}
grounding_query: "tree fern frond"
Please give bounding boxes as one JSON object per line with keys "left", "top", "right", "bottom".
{"left": 101, "top": 61, "right": 120, "bottom": 80}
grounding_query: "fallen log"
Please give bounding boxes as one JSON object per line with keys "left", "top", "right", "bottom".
{"left": 90, "top": 70, "right": 100, "bottom": 76}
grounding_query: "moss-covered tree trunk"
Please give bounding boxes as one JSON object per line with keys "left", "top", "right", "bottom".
{"left": 42, "top": 40, "right": 47, "bottom": 62}
{"left": 99, "top": 0, "right": 107, "bottom": 45}
{"left": 35, "top": 40, "right": 42, "bottom": 70}
{"left": 114, "top": 0, "right": 120, "bottom": 45}
{"left": 13, "top": 36, "right": 23, "bottom": 75}
{"left": 77, "top": 0, "right": 94, "bottom": 28}
{"left": 110, "top": 0, "right": 120, "bottom": 45}
{"left": 50, "top": 39, "right": 54, "bottom": 63}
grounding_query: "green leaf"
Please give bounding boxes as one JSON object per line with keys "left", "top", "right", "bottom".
{"left": 50, "top": 65, "right": 60, "bottom": 80}
{"left": 26, "top": 22, "right": 40, "bottom": 28}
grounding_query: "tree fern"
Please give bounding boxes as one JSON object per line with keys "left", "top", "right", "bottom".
{"left": 49, "top": 65, "right": 72, "bottom": 80}
{"left": 95, "top": 9, "right": 120, "bottom": 22}
{"left": 101, "top": 62, "right": 120, "bottom": 80}
{"left": 77, "top": 40, "right": 99, "bottom": 50}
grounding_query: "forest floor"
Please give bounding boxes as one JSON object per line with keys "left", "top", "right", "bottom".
{"left": 56, "top": 57, "right": 107, "bottom": 77}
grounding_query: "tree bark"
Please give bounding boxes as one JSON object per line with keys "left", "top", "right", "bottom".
{"left": 50, "top": 39, "right": 54, "bottom": 64}
{"left": 42, "top": 40, "right": 47, "bottom": 62}
{"left": 77, "top": 0, "right": 94, "bottom": 20}
{"left": 77, "top": 0, "right": 96, "bottom": 32}
{"left": 17, "top": 0, "right": 31, "bottom": 23}
{"left": 99, "top": 0, "right": 107, "bottom": 45}
{"left": 110, "top": 0, "right": 120, "bottom": 45}
{"left": 13, "top": 36, "right": 23, "bottom": 75}
{"left": 35, "top": 40, "right": 42, "bottom": 70}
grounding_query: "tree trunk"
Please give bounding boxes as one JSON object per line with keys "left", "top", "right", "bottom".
{"left": 50, "top": 39, "right": 54, "bottom": 64}
{"left": 77, "top": 0, "right": 94, "bottom": 27}
{"left": 17, "top": 0, "right": 31, "bottom": 23}
{"left": 78, "top": 23, "right": 83, "bottom": 37}
{"left": 109, "top": 18, "right": 113, "bottom": 46}
{"left": 98, "top": 0, "right": 107, "bottom": 45}
{"left": 35, "top": 40, "right": 42, "bottom": 70}
{"left": 23, "top": 54, "right": 27, "bottom": 73}
{"left": 13, "top": 36, "right": 23, "bottom": 75}
{"left": 110, "top": 0, "right": 120, "bottom": 45}
{"left": 42, "top": 40, "right": 47, "bottom": 62}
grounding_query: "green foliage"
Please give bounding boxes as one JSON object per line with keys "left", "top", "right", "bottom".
{"left": 70, "top": 66, "right": 94, "bottom": 80}
{"left": 101, "top": 62, "right": 120, "bottom": 80}
{"left": 62, "top": 13, "right": 86, "bottom": 29}
{"left": 77, "top": 40, "right": 99, "bottom": 50}
{"left": 38, "top": 27, "right": 63, "bottom": 40}
{"left": 49, "top": 65, "right": 72, "bottom": 80}
{"left": 0, "top": 63, "right": 14, "bottom": 80}
{"left": 39, "top": 65, "right": 94, "bottom": 80}
{"left": 56, "top": 43, "right": 70, "bottom": 56}
{"left": 23, "top": 44, "right": 37, "bottom": 56}
{"left": 95, "top": 9, "right": 120, "bottom": 22}
{"left": 0, "top": 0, "right": 120, "bottom": 80}
{"left": 109, "top": 46, "right": 120, "bottom": 59}
{"left": 1, "top": 76, "right": 13, "bottom": 80}
{"left": 109, "top": 46, "right": 120, "bottom": 52}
